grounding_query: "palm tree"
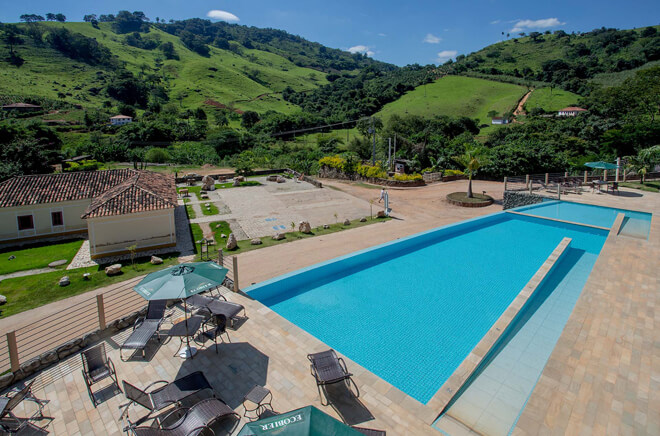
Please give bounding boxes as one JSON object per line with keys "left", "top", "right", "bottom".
{"left": 453, "top": 141, "right": 490, "bottom": 198}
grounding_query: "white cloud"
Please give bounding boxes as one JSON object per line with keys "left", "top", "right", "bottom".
{"left": 348, "top": 45, "right": 374, "bottom": 56}
{"left": 423, "top": 33, "right": 442, "bottom": 44}
{"left": 206, "top": 10, "right": 240, "bottom": 22}
{"left": 436, "top": 50, "right": 457, "bottom": 63}
{"left": 511, "top": 18, "right": 564, "bottom": 33}
{"left": 378, "top": 33, "right": 387, "bottom": 37}
{"left": 490, "top": 20, "right": 501, "bottom": 25}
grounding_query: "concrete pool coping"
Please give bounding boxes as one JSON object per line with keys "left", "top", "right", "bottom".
{"left": 505, "top": 210, "right": 612, "bottom": 231}
{"left": 426, "top": 237, "right": 573, "bottom": 419}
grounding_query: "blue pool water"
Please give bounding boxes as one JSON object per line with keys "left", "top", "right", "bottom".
{"left": 514, "top": 200, "right": 651, "bottom": 229}
{"left": 247, "top": 213, "right": 609, "bottom": 404}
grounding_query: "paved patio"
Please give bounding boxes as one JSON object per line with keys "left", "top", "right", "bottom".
{"left": 2, "top": 180, "right": 659, "bottom": 435}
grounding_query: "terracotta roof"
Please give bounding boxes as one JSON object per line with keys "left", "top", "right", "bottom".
{"left": 82, "top": 171, "right": 177, "bottom": 218}
{"left": 559, "top": 107, "right": 587, "bottom": 112}
{"left": 0, "top": 169, "right": 135, "bottom": 208}
{"left": 0, "top": 170, "right": 176, "bottom": 218}
{"left": 110, "top": 115, "right": 132, "bottom": 119}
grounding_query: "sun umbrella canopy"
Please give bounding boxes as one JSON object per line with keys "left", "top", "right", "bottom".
{"left": 237, "top": 406, "right": 363, "bottom": 436}
{"left": 584, "top": 161, "right": 619, "bottom": 170}
{"left": 133, "top": 262, "right": 229, "bottom": 301}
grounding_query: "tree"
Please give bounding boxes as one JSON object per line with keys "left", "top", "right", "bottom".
{"left": 112, "top": 10, "right": 148, "bottom": 33}
{"left": 19, "top": 14, "right": 44, "bottom": 23}
{"left": 83, "top": 14, "right": 97, "bottom": 22}
{"left": 55, "top": 13, "right": 66, "bottom": 22}
{"left": 241, "top": 111, "right": 260, "bottom": 129}
{"left": 1, "top": 26, "right": 24, "bottom": 56}
{"left": 452, "top": 140, "right": 490, "bottom": 198}
{"left": 317, "top": 135, "right": 343, "bottom": 153}
{"left": 159, "top": 41, "right": 178, "bottom": 59}
{"left": 46, "top": 13, "right": 56, "bottom": 21}
{"left": 98, "top": 14, "right": 115, "bottom": 22}
{"left": 641, "top": 27, "right": 657, "bottom": 38}
{"left": 487, "top": 110, "right": 499, "bottom": 119}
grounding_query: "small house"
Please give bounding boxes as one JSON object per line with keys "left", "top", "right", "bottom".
{"left": 491, "top": 117, "right": 510, "bottom": 125}
{"left": 109, "top": 114, "right": 133, "bottom": 126}
{"left": 557, "top": 107, "right": 587, "bottom": 117}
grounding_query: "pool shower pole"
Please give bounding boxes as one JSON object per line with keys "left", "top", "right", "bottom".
{"left": 388, "top": 138, "right": 391, "bottom": 170}
{"left": 616, "top": 157, "right": 620, "bottom": 183}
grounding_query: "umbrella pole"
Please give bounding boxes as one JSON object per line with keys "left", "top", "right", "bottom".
{"left": 184, "top": 297, "right": 193, "bottom": 359}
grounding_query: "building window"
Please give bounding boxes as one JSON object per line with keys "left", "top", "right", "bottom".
{"left": 17, "top": 215, "right": 34, "bottom": 231}
{"left": 51, "top": 211, "right": 64, "bottom": 226}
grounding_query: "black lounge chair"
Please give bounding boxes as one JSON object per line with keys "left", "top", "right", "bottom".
{"left": 81, "top": 343, "right": 121, "bottom": 407}
{"left": 120, "top": 300, "right": 169, "bottom": 361}
{"left": 128, "top": 398, "right": 238, "bottom": 436}
{"left": 0, "top": 380, "right": 50, "bottom": 434}
{"left": 352, "top": 427, "right": 386, "bottom": 436}
{"left": 120, "top": 371, "right": 215, "bottom": 425}
{"left": 307, "top": 349, "right": 359, "bottom": 406}
{"left": 187, "top": 293, "right": 245, "bottom": 328}
{"left": 200, "top": 314, "right": 230, "bottom": 353}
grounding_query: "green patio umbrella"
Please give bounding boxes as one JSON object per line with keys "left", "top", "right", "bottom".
{"left": 237, "top": 406, "right": 363, "bottom": 436}
{"left": 584, "top": 161, "right": 619, "bottom": 170}
{"left": 133, "top": 262, "right": 228, "bottom": 357}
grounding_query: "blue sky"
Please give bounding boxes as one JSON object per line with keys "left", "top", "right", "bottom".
{"left": 2, "top": 1, "right": 659, "bottom": 65}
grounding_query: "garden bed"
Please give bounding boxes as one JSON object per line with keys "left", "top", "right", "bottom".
{"left": 446, "top": 192, "right": 494, "bottom": 207}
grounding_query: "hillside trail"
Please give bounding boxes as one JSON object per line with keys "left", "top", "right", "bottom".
{"left": 513, "top": 89, "right": 534, "bottom": 117}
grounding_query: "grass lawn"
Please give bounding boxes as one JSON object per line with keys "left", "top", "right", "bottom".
{"left": 185, "top": 204, "right": 197, "bottom": 219}
{"left": 0, "top": 254, "right": 179, "bottom": 318}
{"left": 524, "top": 87, "right": 580, "bottom": 112}
{"left": 0, "top": 239, "right": 84, "bottom": 275}
{"left": 201, "top": 203, "right": 220, "bottom": 216}
{"left": 619, "top": 181, "right": 660, "bottom": 193}
{"left": 194, "top": 217, "right": 390, "bottom": 259}
{"left": 177, "top": 181, "right": 262, "bottom": 200}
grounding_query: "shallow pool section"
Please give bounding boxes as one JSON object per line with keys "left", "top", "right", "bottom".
{"left": 514, "top": 200, "right": 651, "bottom": 231}
{"left": 247, "top": 213, "right": 608, "bottom": 404}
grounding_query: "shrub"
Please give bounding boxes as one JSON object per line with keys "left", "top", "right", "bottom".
{"left": 393, "top": 173, "right": 423, "bottom": 181}
{"left": 443, "top": 169, "right": 465, "bottom": 176}
{"left": 65, "top": 159, "right": 100, "bottom": 172}
{"left": 319, "top": 155, "right": 346, "bottom": 171}
{"left": 356, "top": 163, "right": 387, "bottom": 179}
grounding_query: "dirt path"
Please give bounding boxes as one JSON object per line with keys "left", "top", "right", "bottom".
{"left": 514, "top": 89, "right": 534, "bottom": 116}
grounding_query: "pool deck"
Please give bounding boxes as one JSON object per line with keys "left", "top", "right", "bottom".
{"left": 2, "top": 180, "right": 659, "bottom": 435}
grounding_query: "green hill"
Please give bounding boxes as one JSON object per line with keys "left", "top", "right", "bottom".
{"left": 447, "top": 25, "right": 660, "bottom": 94}
{"left": 0, "top": 19, "right": 388, "bottom": 113}
{"left": 375, "top": 75, "right": 527, "bottom": 127}
{"left": 523, "top": 87, "right": 581, "bottom": 112}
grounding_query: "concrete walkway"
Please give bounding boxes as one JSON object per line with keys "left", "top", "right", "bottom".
{"left": 0, "top": 267, "right": 56, "bottom": 282}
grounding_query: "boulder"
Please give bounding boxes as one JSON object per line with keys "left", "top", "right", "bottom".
{"left": 298, "top": 221, "right": 312, "bottom": 234}
{"left": 150, "top": 256, "right": 163, "bottom": 265}
{"left": 201, "top": 175, "right": 216, "bottom": 191}
{"left": 105, "top": 264, "right": 122, "bottom": 276}
{"left": 220, "top": 233, "right": 227, "bottom": 238}
{"left": 235, "top": 176, "right": 245, "bottom": 182}
{"left": 360, "top": 217, "right": 367, "bottom": 222}
{"left": 232, "top": 179, "right": 241, "bottom": 187}
{"left": 323, "top": 224, "right": 330, "bottom": 229}
{"left": 272, "top": 232, "right": 285, "bottom": 240}
{"left": 82, "top": 273, "right": 91, "bottom": 280}
{"left": 250, "top": 238, "right": 262, "bottom": 245}
{"left": 377, "top": 210, "right": 386, "bottom": 218}
{"left": 266, "top": 175, "right": 278, "bottom": 182}
{"left": 343, "top": 219, "right": 351, "bottom": 226}
{"left": 205, "top": 203, "right": 210, "bottom": 207}
{"left": 0, "top": 295, "right": 6, "bottom": 305}
{"left": 59, "top": 276, "right": 70, "bottom": 287}
{"left": 226, "top": 233, "right": 238, "bottom": 250}
{"left": 48, "top": 259, "right": 68, "bottom": 268}
{"left": 277, "top": 176, "right": 286, "bottom": 183}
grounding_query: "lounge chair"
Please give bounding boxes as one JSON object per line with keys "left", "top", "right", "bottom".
{"left": 352, "top": 427, "right": 387, "bottom": 436}
{"left": 187, "top": 293, "right": 245, "bottom": 328}
{"left": 120, "top": 300, "right": 169, "bottom": 361}
{"left": 200, "top": 314, "right": 230, "bottom": 353}
{"left": 127, "top": 398, "right": 238, "bottom": 436}
{"left": 81, "top": 343, "right": 121, "bottom": 407}
{"left": 120, "top": 371, "right": 215, "bottom": 425}
{"left": 0, "top": 380, "right": 50, "bottom": 434}
{"left": 307, "top": 349, "right": 359, "bottom": 406}
{"left": 607, "top": 182, "right": 619, "bottom": 195}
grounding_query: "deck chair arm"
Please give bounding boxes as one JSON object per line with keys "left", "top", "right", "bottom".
{"left": 133, "top": 316, "right": 145, "bottom": 330}
{"left": 143, "top": 380, "right": 169, "bottom": 393}
{"left": 107, "top": 357, "right": 117, "bottom": 376}
{"left": 337, "top": 357, "right": 350, "bottom": 374}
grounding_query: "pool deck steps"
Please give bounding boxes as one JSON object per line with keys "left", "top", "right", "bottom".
{"left": 505, "top": 210, "right": 612, "bottom": 231}
{"left": 426, "top": 236, "right": 573, "bottom": 422}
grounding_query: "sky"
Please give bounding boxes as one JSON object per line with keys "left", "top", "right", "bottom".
{"left": 2, "top": 0, "right": 659, "bottom": 66}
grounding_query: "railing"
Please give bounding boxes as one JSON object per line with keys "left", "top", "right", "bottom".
{"left": 505, "top": 170, "right": 660, "bottom": 193}
{"left": 0, "top": 255, "right": 239, "bottom": 375}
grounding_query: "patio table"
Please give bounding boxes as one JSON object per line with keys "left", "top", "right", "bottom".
{"left": 166, "top": 315, "right": 205, "bottom": 359}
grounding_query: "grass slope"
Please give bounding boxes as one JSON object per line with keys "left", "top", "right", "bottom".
{"left": 375, "top": 75, "right": 527, "bottom": 126}
{"left": 0, "top": 22, "right": 329, "bottom": 113}
{"left": 0, "top": 239, "right": 84, "bottom": 275}
{"left": 524, "top": 87, "right": 581, "bottom": 112}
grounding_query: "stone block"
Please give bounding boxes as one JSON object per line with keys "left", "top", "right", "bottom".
{"left": 105, "top": 264, "right": 122, "bottom": 276}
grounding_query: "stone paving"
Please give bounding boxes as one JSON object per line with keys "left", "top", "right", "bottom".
{"left": 1, "top": 180, "right": 659, "bottom": 435}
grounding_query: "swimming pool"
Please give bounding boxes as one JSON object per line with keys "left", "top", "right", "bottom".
{"left": 514, "top": 200, "right": 651, "bottom": 229}
{"left": 246, "top": 212, "right": 609, "bottom": 404}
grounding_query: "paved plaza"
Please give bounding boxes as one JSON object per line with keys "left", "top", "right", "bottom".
{"left": 1, "top": 179, "right": 658, "bottom": 435}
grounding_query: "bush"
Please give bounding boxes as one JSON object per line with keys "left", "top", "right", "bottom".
{"left": 443, "top": 169, "right": 464, "bottom": 176}
{"left": 65, "top": 159, "right": 101, "bottom": 172}
{"left": 393, "top": 173, "right": 423, "bottom": 181}
{"left": 356, "top": 163, "right": 387, "bottom": 178}
{"left": 145, "top": 147, "right": 171, "bottom": 163}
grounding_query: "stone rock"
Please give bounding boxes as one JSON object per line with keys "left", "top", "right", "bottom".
{"left": 323, "top": 224, "right": 330, "bottom": 229}
{"left": 82, "top": 273, "right": 91, "bottom": 280}
{"left": 266, "top": 175, "right": 278, "bottom": 182}
{"left": 226, "top": 233, "right": 238, "bottom": 250}
{"left": 235, "top": 176, "right": 245, "bottom": 182}
{"left": 250, "top": 238, "right": 262, "bottom": 245}
{"left": 220, "top": 233, "right": 227, "bottom": 238}
{"left": 0, "top": 295, "right": 6, "bottom": 305}
{"left": 21, "top": 358, "right": 41, "bottom": 375}
{"left": 277, "top": 176, "right": 286, "bottom": 183}
{"left": 272, "top": 232, "right": 285, "bottom": 240}
{"left": 39, "top": 351, "right": 58, "bottom": 366}
{"left": 360, "top": 217, "right": 367, "bottom": 222}
{"left": 0, "top": 372, "right": 15, "bottom": 390}
{"left": 200, "top": 193, "right": 209, "bottom": 199}
{"left": 377, "top": 210, "right": 386, "bottom": 218}
{"left": 205, "top": 203, "right": 210, "bottom": 207}
{"left": 48, "top": 259, "right": 68, "bottom": 268}
{"left": 298, "top": 221, "right": 312, "bottom": 234}
{"left": 7, "top": 255, "right": 15, "bottom": 261}
{"left": 150, "top": 256, "right": 163, "bottom": 265}
{"left": 201, "top": 175, "right": 216, "bottom": 191}
{"left": 343, "top": 219, "right": 351, "bottom": 226}
{"left": 59, "top": 276, "right": 70, "bottom": 287}
{"left": 233, "top": 179, "right": 241, "bottom": 187}
{"left": 105, "top": 264, "right": 122, "bottom": 276}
